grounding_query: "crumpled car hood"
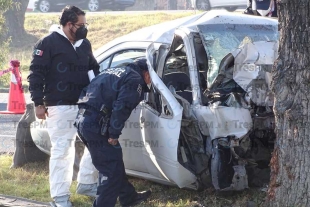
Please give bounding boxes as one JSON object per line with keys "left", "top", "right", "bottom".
{"left": 194, "top": 41, "right": 278, "bottom": 140}
{"left": 233, "top": 41, "right": 278, "bottom": 106}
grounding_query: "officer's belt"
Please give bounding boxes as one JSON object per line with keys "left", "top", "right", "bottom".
{"left": 78, "top": 108, "right": 92, "bottom": 116}
{"left": 78, "top": 108, "right": 111, "bottom": 123}
{"left": 78, "top": 108, "right": 109, "bottom": 117}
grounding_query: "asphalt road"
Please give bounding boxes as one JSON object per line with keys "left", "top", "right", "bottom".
{"left": 0, "top": 93, "right": 31, "bottom": 154}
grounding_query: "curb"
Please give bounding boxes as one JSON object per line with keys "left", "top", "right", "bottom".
{"left": 0, "top": 194, "right": 50, "bottom": 207}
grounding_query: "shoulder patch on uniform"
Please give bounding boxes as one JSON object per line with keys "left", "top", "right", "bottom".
{"left": 33, "top": 49, "right": 44, "bottom": 56}
{"left": 102, "top": 68, "right": 125, "bottom": 77}
{"left": 137, "top": 84, "right": 142, "bottom": 97}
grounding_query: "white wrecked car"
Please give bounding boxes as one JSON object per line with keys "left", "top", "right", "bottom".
{"left": 30, "top": 10, "right": 279, "bottom": 191}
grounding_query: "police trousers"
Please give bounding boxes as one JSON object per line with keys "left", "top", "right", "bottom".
{"left": 75, "top": 111, "right": 137, "bottom": 207}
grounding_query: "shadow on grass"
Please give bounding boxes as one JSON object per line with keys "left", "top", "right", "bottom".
{"left": 10, "top": 33, "right": 39, "bottom": 49}
{"left": 126, "top": 176, "right": 266, "bottom": 207}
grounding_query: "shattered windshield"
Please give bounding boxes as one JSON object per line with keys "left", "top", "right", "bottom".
{"left": 197, "top": 24, "right": 278, "bottom": 87}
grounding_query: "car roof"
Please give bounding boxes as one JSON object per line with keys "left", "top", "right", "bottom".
{"left": 184, "top": 10, "right": 278, "bottom": 31}
{"left": 94, "top": 10, "right": 278, "bottom": 57}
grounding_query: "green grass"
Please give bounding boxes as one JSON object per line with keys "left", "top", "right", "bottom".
{"left": 0, "top": 155, "right": 266, "bottom": 207}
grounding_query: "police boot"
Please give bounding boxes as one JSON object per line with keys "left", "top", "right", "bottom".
{"left": 121, "top": 190, "right": 152, "bottom": 207}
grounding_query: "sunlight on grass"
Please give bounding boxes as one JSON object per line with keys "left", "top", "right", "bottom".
{"left": 0, "top": 155, "right": 265, "bottom": 207}
{"left": 0, "top": 155, "right": 50, "bottom": 201}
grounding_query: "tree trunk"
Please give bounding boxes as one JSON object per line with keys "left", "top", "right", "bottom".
{"left": 268, "top": 0, "right": 310, "bottom": 206}
{"left": 4, "top": 0, "right": 29, "bottom": 42}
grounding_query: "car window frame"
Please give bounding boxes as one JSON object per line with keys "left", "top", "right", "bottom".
{"left": 95, "top": 41, "right": 152, "bottom": 71}
{"left": 109, "top": 49, "right": 146, "bottom": 69}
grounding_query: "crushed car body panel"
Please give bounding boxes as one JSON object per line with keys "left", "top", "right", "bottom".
{"left": 142, "top": 43, "right": 197, "bottom": 188}
{"left": 194, "top": 105, "right": 252, "bottom": 140}
{"left": 29, "top": 10, "right": 279, "bottom": 191}
{"left": 233, "top": 41, "right": 278, "bottom": 107}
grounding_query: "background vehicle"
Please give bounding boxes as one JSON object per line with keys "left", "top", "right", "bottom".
{"left": 191, "top": 0, "right": 247, "bottom": 11}
{"left": 34, "top": 0, "right": 135, "bottom": 13}
{"left": 243, "top": 0, "right": 277, "bottom": 17}
{"left": 28, "top": 11, "right": 278, "bottom": 191}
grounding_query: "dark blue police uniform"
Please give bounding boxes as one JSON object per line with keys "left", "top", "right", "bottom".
{"left": 74, "top": 60, "right": 150, "bottom": 207}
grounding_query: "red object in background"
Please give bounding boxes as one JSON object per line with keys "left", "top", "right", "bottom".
{"left": 0, "top": 60, "right": 26, "bottom": 114}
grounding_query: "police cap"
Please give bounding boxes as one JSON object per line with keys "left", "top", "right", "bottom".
{"left": 133, "top": 57, "right": 148, "bottom": 72}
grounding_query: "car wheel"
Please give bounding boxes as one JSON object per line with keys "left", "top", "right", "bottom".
{"left": 210, "top": 139, "right": 234, "bottom": 190}
{"left": 225, "top": 6, "right": 238, "bottom": 12}
{"left": 88, "top": 0, "right": 100, "bottom": 12}
{"left": 38, "top": 0, "right": 51, "bottom": 13}
{"left": 195, "top": 0, "right": 211, "bottom": 11}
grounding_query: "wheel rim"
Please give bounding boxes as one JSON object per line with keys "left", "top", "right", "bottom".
{"left": 196, "top": 0, "right": 210, "bottom": 10}
{"left": 39, "top": 0, "right": 50, "bottom": 12}
{"left": 88, "top": 0, "right": 99, "bottom": 11}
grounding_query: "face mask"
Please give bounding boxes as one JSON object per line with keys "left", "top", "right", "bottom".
{"left": 75, "top": 25, "right": 88, "bottom": 40}
{"left": 71, "top": 25, "right": 88, "bottom": 41}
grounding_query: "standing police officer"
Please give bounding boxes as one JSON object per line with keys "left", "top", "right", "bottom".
{"left": 75, "top": 58, "right": 152, "bottom": 207}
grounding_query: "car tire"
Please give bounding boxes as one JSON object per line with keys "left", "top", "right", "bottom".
{"left": 195, "top": 0, "right": 211, "bottom": 11}
{"left": 88, "top": 0, "right": 100, "bottom": 12}
{"left": 38, "top": 0, "right": 51, "bottom": 13}
{"left": 225, "top": 6, "right": 238, "bottom": 12}
{"left": 210, "top": 139, "right": 234, "bottom": 190}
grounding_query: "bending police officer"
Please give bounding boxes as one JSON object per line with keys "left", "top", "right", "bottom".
{"left": 75, "top": 58, "right": 152, "bottom": 207}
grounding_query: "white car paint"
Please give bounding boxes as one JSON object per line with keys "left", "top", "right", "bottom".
{"left": 31, "top": 10, "right": 278, "bottom": 190}
{"left": 191, "top": 0, "right": 247, "bottom": 11}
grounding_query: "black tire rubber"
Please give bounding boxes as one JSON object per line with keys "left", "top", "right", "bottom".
{"left": 225, "top": 6, "right": 238, "bottom": 12}
{"left": 210, "top": 139, "right": 235, "bottom": 190}
{"left": 195, "top": 0, "right": 211, "bottom": 11}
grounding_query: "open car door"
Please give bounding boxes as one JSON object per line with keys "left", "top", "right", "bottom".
{"left": 140, "top": 43, "right": 197, "bottom": 188}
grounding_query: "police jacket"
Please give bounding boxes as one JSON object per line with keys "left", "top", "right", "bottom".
{"left": 78, "top": 63, "right": 148, "bottom": 139}
{"left": 27, "top": 26, "right": 100, "bottom": 107}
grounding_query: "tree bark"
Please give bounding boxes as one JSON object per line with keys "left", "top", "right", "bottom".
{"left": 4, "top": 0, "right": 29, "bottom": 41}
{"left": 268, "top": 0, "right": 310, "bottom": 206}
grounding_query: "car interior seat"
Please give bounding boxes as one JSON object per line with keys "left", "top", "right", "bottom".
{"left": 163, "top": 72, "right": 193, "bottom": 104}
{"left": 193, "top": 34, "right": 209, "bottom": 74}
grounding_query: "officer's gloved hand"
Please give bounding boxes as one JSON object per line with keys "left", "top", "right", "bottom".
{"left": 108, "top": 138, "right": 118, "bottom": 146}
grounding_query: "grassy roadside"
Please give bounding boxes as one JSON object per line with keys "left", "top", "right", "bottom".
{"left": 1, "top": 12, "right": 197, "bottom": 89}
{"left": 0, "top": 155, "right": 266, "bottom": 207}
